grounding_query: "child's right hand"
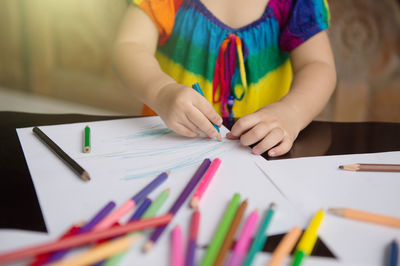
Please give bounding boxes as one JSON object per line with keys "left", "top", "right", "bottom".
{"left": 153, "top": 83, "right": 223, "bottom": 139}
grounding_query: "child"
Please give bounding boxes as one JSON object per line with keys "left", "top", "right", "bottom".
{"left": 112, "top": 0, "right": 337, "bottom": 157}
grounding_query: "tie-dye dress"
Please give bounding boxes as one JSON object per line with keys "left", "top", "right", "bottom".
{"left": 133, "top": 0, "right": 330, "bottom": 118}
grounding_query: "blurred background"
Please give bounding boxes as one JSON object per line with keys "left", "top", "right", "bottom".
{"left": 0, "top": 0, "right": 399, "bottom": 121}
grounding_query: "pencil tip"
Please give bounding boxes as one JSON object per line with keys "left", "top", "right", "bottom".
{"left": 165, "top": 170, "right": 171, "bottom": 175}
{"left": 143, "top": 241, "right": 154, "bottom": 253}
{"left": 338, "top": 165, "right": 344, "bottom": 169}
{"left": 190, "top": 197, "right": 199, "bottom": 209}
{"left": 165, "top": 188, "right": 171, "bottom": 192}
{"left": 327, "top": 208, "right": 343, "bottom": 216}
{"left": 217, "top": 133, "right": 222, "bottom": 142}
{"left": 81, "top": 171, "right": 91, "bottom": 181}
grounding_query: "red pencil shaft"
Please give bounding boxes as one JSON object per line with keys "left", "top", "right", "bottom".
{"left": 0, "top": 214, "right": 172, "bottom": 263}
{"left": 189, "top": 210, "right": 200, "bottom": 240}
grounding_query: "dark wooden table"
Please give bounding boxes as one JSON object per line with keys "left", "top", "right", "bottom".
{"left": 1, "top": 111, "right": 399, "bottom": 257}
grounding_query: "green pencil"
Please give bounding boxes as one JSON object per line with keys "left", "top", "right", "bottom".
{"left": 83, "top": 125, "right": 91, "bottom": 153}
{"left": 103, "top": 189, "right": 170, "bottom": 266}
{"left": 243, "top": 202, "right": 276, "bottom": 266}
{"left": 200, "top": 193, "right": 241, "bottom": 266}
{"left": 141, "top": 188, "right": 170, "bottom": 219}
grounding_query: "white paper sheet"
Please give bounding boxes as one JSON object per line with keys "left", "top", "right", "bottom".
{"left": 255, "top": 152, "right": 400, "bottom": 266}
{"left": 1, "top": 116, "right": 307, "bottom": 266}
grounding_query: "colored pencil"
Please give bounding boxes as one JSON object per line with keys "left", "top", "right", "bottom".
{"left": 99, "top": 200, "right": 151, "bottom": 266}
{"left": 226, "top": 210, "right": 260, "bottom": 266}
{"left": 0, "top": 214, "right": 172, "bottom": 264}
{"left": 142, "top": 188, "right": 170, "bottom": 219}
{"left": 214, "top": 199, "right": 248, "bottom": 266}
{"left": 94, "top": 171, "right": 169, "bottom": 231}
{"left": 51, "top": 235, "right": 142, "bottom": 266}
{"left": 171, "top": 225, "right": 185, "bottom": 266}
{"left": 292, "top": 209, "right": 325, "bottom": 266}
{"left": 339, "top": 163, "right": 400, "bottom": 172}
{"left": 192, "top": 83, "right": 222, "bottom": 142}
{"left": 32, "top": 126, "right": 90, "bottom": 181}
{"left": 128, "top": 198, "right": 152, "bottom": 222}
{"left": 267, "top": 226, "right": 303, "bottom": 266}
{"left": 30, "top": 224, "right": 82, "bottom": 266}
{"left": 243, "top": 203, "right": 276, "bottom": 266}
{"left": 143, "top": 159, "right": 211, "bottom": 252}
{"left": 191, "top": 158, "right": 221, "bottom": 208}
{"left": 388, "top": 239, "right": 398, "bottom": 266}
{"left": 200, "top": 193, "right": 241, "bottom": 266}
{"left": 103, "top": 190, "right": 170, "bottom": 266}
{"left": 83, "top": 125, "right": 91, "bottom": 153}
{"left": 328, "top": 208, "right": 400, "bottom": 228}
{"left": 186, "top": 209, "right": 200, "bottom": 266}
{"left": 45, "top": 201, "right": 116, "bottom": 263}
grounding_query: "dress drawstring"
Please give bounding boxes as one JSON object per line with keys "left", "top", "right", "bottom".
{"left": 213, "top": 33, "right": 248, "bottom": 118}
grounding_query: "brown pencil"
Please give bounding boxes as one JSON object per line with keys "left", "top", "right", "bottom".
{"left": 339, "top": 163, "right": 400, "bottom": 172}
{"left": 214, "top": 199, "right": 248, "bottom": 266}
{"left": 328, "top": 208, "right": 400, "bottom": 229}
{"left": 33, "top": 126, "right": 90, "bottom": 181}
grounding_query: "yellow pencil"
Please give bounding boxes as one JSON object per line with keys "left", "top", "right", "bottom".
{"left": 291, "top": 209, "right": 325, "bottom": 266}
{"left": 51, "top": 234, "right": 141, "bottom": 266}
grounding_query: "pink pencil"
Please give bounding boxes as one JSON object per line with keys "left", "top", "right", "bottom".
{"left": 171, "top": 225, "right": 184, "bottom": 266}
{"left": 190, "top": 158, "right": 221, "bottom": 208}
{"left": 227, "top": 210, "right": 259, "bottom": 266}
{"left": 93, "top": 171, "right": 169, "bottom": 231}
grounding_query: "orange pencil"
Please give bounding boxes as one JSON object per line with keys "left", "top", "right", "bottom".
{"left": 267, "top": 226, "right": 302, "bottom": 266}
{"left": 214, "top": 199, "right": 248, "bottom": 266}
{"left": 328, "top": 208, "right": 400, "bottom": 228}
{"left": 0, "top": 214, "right": 172, "bottom": 264}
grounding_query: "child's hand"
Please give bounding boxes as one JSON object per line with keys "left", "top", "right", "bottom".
{"left": 154, "top": 83, "right": 223, "bottom": 139}
{"left": 226, "top": 102, "right": 302, "bottom": 157}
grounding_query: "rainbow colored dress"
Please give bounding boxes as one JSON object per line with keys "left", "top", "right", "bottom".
{"left": 133, "top": 0, "right": 330, "bottom": 118}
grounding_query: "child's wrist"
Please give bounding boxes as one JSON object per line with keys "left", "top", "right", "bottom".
{"left": 146, "top": 80, "right": 177, "bottom": 110}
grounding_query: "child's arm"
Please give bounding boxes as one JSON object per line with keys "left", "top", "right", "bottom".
{"left": 112, "top": 5, "right": 222, "bottom": 139}
{"left": 227, "top": 31, "right": 337, "bottom": 156}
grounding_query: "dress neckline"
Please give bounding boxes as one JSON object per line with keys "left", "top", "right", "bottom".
{"left": 193, "top": 0, "right": 275, "bottom": 32}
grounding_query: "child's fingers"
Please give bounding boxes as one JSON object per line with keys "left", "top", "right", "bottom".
{"left": 239, "top": 123, "right": 273, "bottom": 146}
{"left": 186, "top": 108, "right": 219, "bottom": 139}
{"left": 193, "top": 98, "right": 223, "bottom": 126}
{"left": 229, "top": 114, "right": 260, "bottom": 138}
{"left": 251, "top": 128, "right": 284, "bottom": 155}
{"left": 226, "top": 132, "right": 239, "bottom": 139}
{"left": 267, "top": 136, "right": 293, "bottom": 157}
{"left": 183, "top": 113, "right": 203, "bottom": 135}
{"left": 172, "top": 122, "right": 198, "bottom": 138}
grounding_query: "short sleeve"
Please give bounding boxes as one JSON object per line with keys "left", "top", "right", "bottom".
{"left": 279, "top": 0, "right": 330, "bottom": 51}
{"left": 133, "top": 0, "right": 184, "bottom": 45}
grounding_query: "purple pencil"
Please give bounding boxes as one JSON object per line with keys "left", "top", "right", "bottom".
{"left": 44, "top": 201, "right": 116, "bottom": 263}
{"left": 143, "top": 159, "right": 211, "bottom": 252}
{"left": 128, "top": 198, "right": 152, "bottom": 222}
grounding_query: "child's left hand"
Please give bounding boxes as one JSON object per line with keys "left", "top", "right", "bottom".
{"left": 226, "top": 102, "right": 302, "bottom": 157}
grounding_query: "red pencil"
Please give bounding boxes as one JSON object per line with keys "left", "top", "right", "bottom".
{"left": 186, "top": 209, "right": 200, "bottom": 266}
{"left": 0, "top": 214, "right": 172, "bottom": 264}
